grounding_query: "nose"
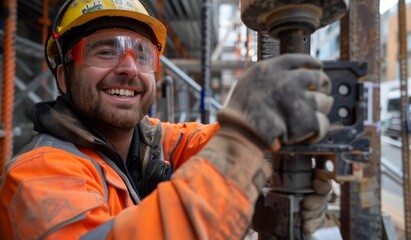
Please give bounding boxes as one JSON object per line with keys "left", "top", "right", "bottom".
{"left": 113, "top": 50, "right": 138, "bottom": 77}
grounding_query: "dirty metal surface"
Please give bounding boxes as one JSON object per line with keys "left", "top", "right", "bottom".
{"left": 339, "top": 0, "right": 382, "bottom": 239}
{"left": 241, "top": 0, "right": 349, "bottom": 32}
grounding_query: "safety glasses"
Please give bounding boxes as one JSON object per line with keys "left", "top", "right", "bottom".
{"left": 69, "top": 30, "right": 159, "bottom": 73}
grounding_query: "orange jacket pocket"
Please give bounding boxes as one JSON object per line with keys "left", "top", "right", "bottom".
{"left": 8, "top": 176, "right": 103, "bottom": 240}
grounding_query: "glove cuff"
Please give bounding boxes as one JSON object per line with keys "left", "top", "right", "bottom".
{"left": 198, "top": 127, "right": 272, "bottom": 200}
{"left": 217, "top": 108, "right": 280, "bottom": 152}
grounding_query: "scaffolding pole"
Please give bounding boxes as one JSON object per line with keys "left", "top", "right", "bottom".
{"left": 398, "top": 0, "right": 411, "bottom": 237}
{"left": 1, "top": 0, "right": 17, "bottom": 172}
{"left": 339, "top": 0, "right": 382, "bottom": 238}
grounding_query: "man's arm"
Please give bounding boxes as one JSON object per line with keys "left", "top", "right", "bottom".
{"left": 0, "top": 143, "right": 261, "bottom": 240}
{"left": 150, "top": 118, "right": 220, "bottom": 169}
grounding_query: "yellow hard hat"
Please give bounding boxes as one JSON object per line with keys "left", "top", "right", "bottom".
{"left": 46, "top": 0, "right": 166, "bottom": 70}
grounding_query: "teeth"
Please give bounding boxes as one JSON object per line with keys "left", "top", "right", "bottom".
{"left": 105, "top": 88, "right": 135, "bottom": 97}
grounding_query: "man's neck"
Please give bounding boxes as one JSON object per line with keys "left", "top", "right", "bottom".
{"left": 102, "top": 130, "right": 134, "bottom": 163}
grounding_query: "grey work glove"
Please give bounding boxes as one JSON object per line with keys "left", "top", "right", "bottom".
{"left": 218, "top": 53, "right": 333, "bottom": 150}
{"left": 301, "top": 168, "right": 332, "bottom": 233}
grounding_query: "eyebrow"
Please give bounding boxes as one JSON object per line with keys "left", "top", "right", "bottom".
{"left": 86, "top": 38, "right": 117, "bottom": 49}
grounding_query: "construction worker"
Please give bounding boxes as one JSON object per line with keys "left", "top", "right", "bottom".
{"left": 0, "top": 0, "right": 333, "bottom": 239}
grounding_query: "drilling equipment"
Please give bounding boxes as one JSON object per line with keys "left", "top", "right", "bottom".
{"left": 240, "top": 1, "right": 371, "bottom": 239}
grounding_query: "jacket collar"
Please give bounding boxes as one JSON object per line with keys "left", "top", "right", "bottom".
{"left": 30, "top": 97, "right": 162, "bottom": 157}
{"left": 30, "top": 97, "right": 105, "bottom": 149}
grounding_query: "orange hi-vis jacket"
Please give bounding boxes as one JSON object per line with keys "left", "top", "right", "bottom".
{"left": 0, "top": 97, "right": 255, "bottom": 239}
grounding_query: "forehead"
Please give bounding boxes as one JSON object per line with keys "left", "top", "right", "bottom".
{"left": 86, "top": 28, "right": 152, "bottom": 42}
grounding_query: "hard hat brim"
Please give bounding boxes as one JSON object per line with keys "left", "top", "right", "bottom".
{"left": 47, "top": 9, "right": 167, "bottom": 59}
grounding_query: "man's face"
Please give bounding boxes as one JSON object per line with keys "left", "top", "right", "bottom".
{"left": 62, "top": 29, "right": 157, "bottom": 131}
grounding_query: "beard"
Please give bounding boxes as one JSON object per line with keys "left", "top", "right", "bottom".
{"left": 72, "top": 101, "right": 142, "bottom": 135}
{"left": 93, "top": 103, "right": 143, "bottom": 131}
{"left": 70, "top": 87, "right": 153, "bottom": 135}
{"left": 67, "top": 67, "right": 156, "bottom": 135}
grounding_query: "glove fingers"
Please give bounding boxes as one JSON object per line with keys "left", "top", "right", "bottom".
{"left": 302, "top": 194, "right": 327, "bottom": 210}
{"left": 304, "top": 112, "right": 330, "bottom": 144}
{"left": 285, "top": 111, "right": 330, "bottom": 145}
{"left": 220, "top": 53, "right": 332, "bottom": 150}
{"left": 287, "top": 69, "right": 331, "bottom": 94}
{"left": 306, "top": 92, "right": 334, "bottom": 114}
{"left": 284, "top": 131, "right": 316, "bottom": 145}
{"left": 301, "top": 198, "right": 327, "bottom": 234}
{"left": 312, "top": 178, "right": 332, "bottom": 195}
{"left": 302, "top": 214, "right": 326, "bottom": 234}
{"left": 317, "top": 71, "right": 332, "bottom": 94}
{"left": 314, "top": 168, "right": 333, "bottom": 181}
{"left": 301, "top": 203, "right": 327, "bottom": 220}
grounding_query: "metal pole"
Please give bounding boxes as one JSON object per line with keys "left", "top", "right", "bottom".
{"left": 398, "top": 0, "right": 411, "bottom": 237}
{"left": 201, "top": 0, "right": 212, "bottom": 124}
{"left": 339, "top": 0, "right": 382, "bottom": 238}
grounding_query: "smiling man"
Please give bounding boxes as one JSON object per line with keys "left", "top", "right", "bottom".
{"left": 0, "top": 0, "right": 333, "bottom": 239}
{"left": 59, "top": 28, "right": 158, "bottom": 160}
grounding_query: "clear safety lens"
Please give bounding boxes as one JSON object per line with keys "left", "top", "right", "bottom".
{"left": 69, "top": 31, "right": 159, "bottom": 73}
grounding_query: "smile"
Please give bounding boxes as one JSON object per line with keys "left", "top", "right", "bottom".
{"left": 105, "top": 88, "right": 135, "bottom": 97}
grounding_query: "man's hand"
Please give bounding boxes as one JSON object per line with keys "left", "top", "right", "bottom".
{"left": 301, "top": 168, "right": 332, "bottom": 234}
{"left": 218, "top": 53, "right": 333, "bottom": 150}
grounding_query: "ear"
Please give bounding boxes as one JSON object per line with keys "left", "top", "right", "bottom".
{"left": 56, "top": 64, "right": 67, "bottom": 94}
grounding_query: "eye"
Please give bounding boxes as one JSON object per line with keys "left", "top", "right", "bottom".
{"left": 94, "top": 49, "right": 117, "bottom": 59}
{"left": 137, "top": 53, "right": 148, "bottom": 61}
{"left": 136, "top": 46, "right": 151, "bottom": 62}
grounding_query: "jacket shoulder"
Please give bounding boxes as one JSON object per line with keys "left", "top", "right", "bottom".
{"left": 14, "top": 133, "right": 91, "bottom": 160}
